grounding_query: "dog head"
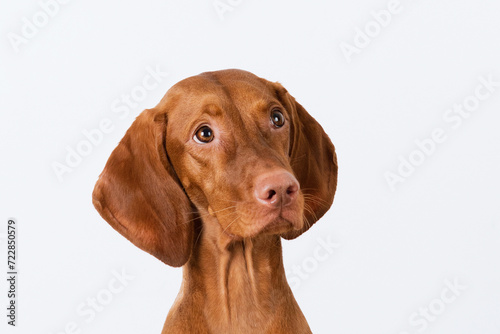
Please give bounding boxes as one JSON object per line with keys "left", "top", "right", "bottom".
{"left": 92, "top": 69, "right": 338, "bottom": 266}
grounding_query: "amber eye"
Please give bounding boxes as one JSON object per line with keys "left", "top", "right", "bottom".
{"left": 271, "top": 109, "right": 285, "bottom": 128}
{"left": 194, "top": 126, "right": 214, "bottom": 143}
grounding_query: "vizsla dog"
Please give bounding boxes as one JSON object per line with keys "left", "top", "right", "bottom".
{"left": 92, "top": 69, "right": 338, "bottom": 333}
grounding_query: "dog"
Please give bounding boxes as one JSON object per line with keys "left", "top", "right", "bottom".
{"left": 92, "top": 69, "right": 338, "bottom": 333}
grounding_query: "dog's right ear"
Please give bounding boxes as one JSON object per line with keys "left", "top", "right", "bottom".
{"left": 92, "top": 109, "right": 193, "bottom": 267}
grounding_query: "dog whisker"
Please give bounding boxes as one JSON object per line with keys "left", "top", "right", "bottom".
{"left": 194, "top": 225, "right": 204, "bottom": 249}
{"left": 184, "top": 205, "right": 237, "bottom": 224}
{"left": 221, "top": 215, "right": 240, "bottom": 236}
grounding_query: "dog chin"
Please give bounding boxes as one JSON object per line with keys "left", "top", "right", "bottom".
{"left": 260, "top": 217, "right": 296, "bottom": 235}
{"left": 242, "top": 216, "right": 301, "bottom": 239}
{"left": 220, "top": 207, "right": 303, "bottom": 240}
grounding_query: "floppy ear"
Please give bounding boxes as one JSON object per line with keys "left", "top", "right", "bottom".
{"left": 92, "top": 108, "right": 193, "bottom": 267}
{"left": 275, "top": 84, "right": 338, "bottom": 239}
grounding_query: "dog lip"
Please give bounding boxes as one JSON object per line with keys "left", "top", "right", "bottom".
{"left": 222, "top": 204, "right": 302, "bottom": 238}
{"left": 261, "top": 218, "right": 291, "bottom": 233}
{"left": 257, "top": 213, "right": 298, "bottom": 235}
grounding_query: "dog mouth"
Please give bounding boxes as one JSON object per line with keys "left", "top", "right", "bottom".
{"left": 213, "top": 193, "right": 304, "bottom": 240}
{"left": 221, "top": 210, "right": 302, "bottom": 240}
{"left": 260, "top": 216, "right": 295, "bottom": 234}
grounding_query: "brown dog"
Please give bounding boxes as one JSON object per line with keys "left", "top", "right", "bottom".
{"left": 92, "top": 69, "right": 338, "bottom": 333}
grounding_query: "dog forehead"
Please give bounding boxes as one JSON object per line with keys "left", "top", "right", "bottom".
{"left": 180, "top": 70, "right": 273, "bottom": 100}
{"left": 164, "top": 70, "right": 277, "bottom": 121}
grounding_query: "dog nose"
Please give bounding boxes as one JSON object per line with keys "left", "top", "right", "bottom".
{"left": 254, "top": 171, "right": 299, "bottom": 208}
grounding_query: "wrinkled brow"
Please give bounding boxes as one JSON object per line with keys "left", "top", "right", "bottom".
{"left": 183, "top": 103, "right": 223, "bottom": 132}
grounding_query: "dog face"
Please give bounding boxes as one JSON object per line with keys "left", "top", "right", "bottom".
{"left": 92, "top": 69, "right": 337, "bottom": 266}
{"left": 164, "top": 72, "right": 304, "bottom": 239}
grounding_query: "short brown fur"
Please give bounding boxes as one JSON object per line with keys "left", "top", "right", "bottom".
{"left": 92, "top": 69, "right": 338, "bottom": 333}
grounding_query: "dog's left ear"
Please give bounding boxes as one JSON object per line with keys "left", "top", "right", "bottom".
{"left": 274, "top": 83, "right": 338, "bottom": 239}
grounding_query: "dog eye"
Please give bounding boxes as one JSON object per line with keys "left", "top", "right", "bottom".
{"left": 194, "top": 126, "right": 214, "bottom": 143}
{"left": 271, "top": 109, "right": 285, "bottom": 128}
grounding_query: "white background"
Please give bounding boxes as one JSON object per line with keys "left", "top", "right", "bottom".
{"left": 1, "top": 0, "right": 500, "bottom": 333}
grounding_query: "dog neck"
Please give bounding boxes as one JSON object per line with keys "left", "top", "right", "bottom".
{"left": 172, "top": 214, "right": 308, "bottom": 333}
